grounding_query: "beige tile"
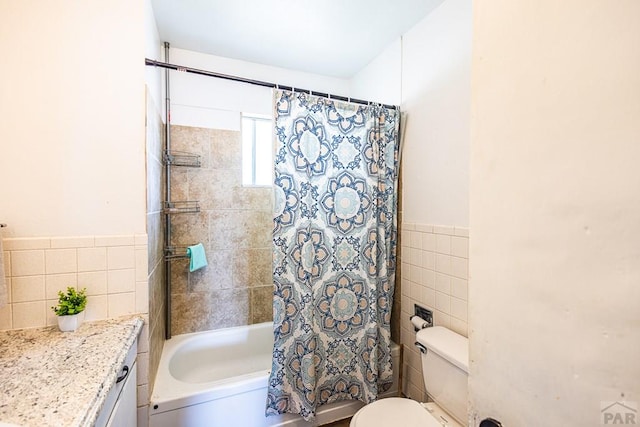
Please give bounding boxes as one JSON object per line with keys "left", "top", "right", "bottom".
{"left": 46, "top": 299, "right": 58, "bottom": 326}
{"left": 435, "top": 234, "right": 451, "bottom": 255}
{"left": 454, "top": 227, "right": 469, "bottom": 237}
{"left": 409, "top": 231, "right": 422, "bottom": 249}
{"left": 450, "top": 297, "right": 468, "bottom": 321}
{"left": 410, "top": 248, "right": 421, "bottom": 266}
{"left": 136, "top": 351, "right": 149, "bottom": 385}
{"left": 138, "top": 321, "right": 150, "bottom": 353}
{"left": 170, "top": 212, "right": 209, "bottom": 247}
{"left": 401, "top": 278, "right": 410, "bottom": 297}
{"left": 435, "top": 273, "right": 451, "bottom": 294}
{"left": 435, "top": 292, "right": 451, "bottom": 314}
{"left": 450, "top": 317, "right": 468, "bottom": 337}
{"left": 423, "top": 287, "right": 436, "bottom": 307}
{"left": 95, "top": 235, "right": 135, "bottom": 247}
{"left": 210, "top": 129, "right": 242, "bottom": 169}
{"left": 12, "top": 275, "right": 45, "bottom": 302}
{"left": 3, "top": 238, "right": 50, "bottom": 251}
{"left": 3, "top": 278, "right": 11, "bottom": 303}
{"left": 422, "top": 250, "right": 435, "bottom": 270}
{"left": 136, "top": 281, "right": 149, "bottom": 313}
{"left": 137, "top": 406, "right": 149, "bottom": 427}
{"left": 50, "top": 236, "right": 94, "bottom": 249}
{"left": 401, "top": 262, "right": 410, "bottom": 280}
{"left": 450, "top": 256, "right": 468, "bottom": 279}
{"left": 135, "top": 234, "right": 148, "bottom": 246}
{"left": 135, "top": 249, "right": 148, "bottom": 281}
{"left": 433, "top": 225, "right": 454, "bottom": 235}
{"left": 78, "top": 247, "right": 107, "bottom": 272}
{"left": 232, "top": 186, "right": 272, "bottom": 211}
{"left": 0, "top": 304, "right": 12, "bottom": 330}
{"left": 85, "top": 295, "right": 108, "bottom": 321}
{"left": 410, "top": 282, "right": 421, "bottom": 300}
{"left": 421, "top": 233, "right": 436, "bottom": 252}
{"left": 450, "top": 236, "right": 469, "bottom": 259}
{"left": 170, "top": 125, "right": 211, "bottom": 169}
{"left": 251, "top": 286, "right": 273, "bottom": 324}
{"left": 415, "top": 224, "right": 433, "bottom": 233}
{"left": 137, "top": 384, "right": 149, "bottom": 407}
{"left": 45, "top": 249, "right": 77, "bottom": 274}
{"left": 450, "top": 277, "right": 468, "bottom": 300}
{"left": 433, "top": 309, "right": 451, "bottom": 329}
{"left": 189, "top": 250, "right": 232, "bottom": 291}
{"left": 108, "top": 269, "right": 136, "bottom": 293}
{"left": 13, "top": 301, "right": 46, "bottom": 329}
{"left": 435, "top": 254, "right": 451, "bottom": 275}
{"left": 190, "top": 169, "right": 237, "bottom": 210}
{"left": 45, "top": 273, "right": 78, "bottom": 299}
{"left": 11, "top": 250, "right": 45, "bottom": 276}
{"left": 108, "top": 246, "right": 136, "bottom": 270}
{"left": 401, "top": 222, "right": 415, "bottom": 231}
{"left": 409, "top": 265, "right": 422, "bottom": 284}
{"left": 3, "top": 251, "right": 10, "bottom": 277}
{"left": 233, "top": 249, "right": 272, "bottom": 288}
{"left": 77, "top": 271, "right": 108, "bottom": 296}
{"left": 108, "top": 292, "right": 136, "bottom": 317}
{"left": 208, "top": 288, "right": 251, "bottom": 330}
{"left": 422, "top": 268, "right": 435, "bottom": 288}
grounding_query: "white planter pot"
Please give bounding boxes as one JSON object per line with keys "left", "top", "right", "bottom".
{"left": 57, "top": 311, "right": 85, "bottom": 332}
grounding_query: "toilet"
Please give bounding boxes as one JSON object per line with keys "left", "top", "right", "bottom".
{"left": 351, "top": 326, "right": 469, "bottom": 427}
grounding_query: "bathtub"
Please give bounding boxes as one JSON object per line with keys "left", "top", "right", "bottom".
{"left": 150, "top": 322, "right": 400, "bottom": 427}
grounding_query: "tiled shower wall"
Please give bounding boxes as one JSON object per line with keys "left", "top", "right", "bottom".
{"left": 143, "top": 89, "right": 165, "bottom": 427}
{"left": 399, "top": 223, "right": 469, "bottom": 401}
{"left": 168, "top": 125, "right": 273, "bottom": 335}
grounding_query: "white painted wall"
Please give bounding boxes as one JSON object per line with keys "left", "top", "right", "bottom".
{"left": 400, "top": 0, "right": 471, "bottom": 227}
{"left": 0, "top": 1, "right": 146, "bottom": 237}
{"left": 145, "top": 0, "right": 164, "bottom": 115}
{"left": 469, "top": 1, "right": 640, "bottom": 426}
{"left": 168, "top": 48, "right": 351, "bottom": 130}
{"left": 349, "top": 39, "right": 402, "bottom": 106}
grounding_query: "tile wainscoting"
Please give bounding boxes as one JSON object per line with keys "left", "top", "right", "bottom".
{"left": 0, "top": 233, "right": 151, "bottom": 426}
{"left": 399, "top": 223, "right": 469, "bottom": 401}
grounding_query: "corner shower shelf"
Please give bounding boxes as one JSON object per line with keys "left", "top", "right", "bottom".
{"left": 164, "top": 245, "right": 193, "bottom": 261}
{"left": 164, "top": 150, "right": 201, "bottom": 168}
{"left": 163, "top": 201, "right": 200, "bottom": 214}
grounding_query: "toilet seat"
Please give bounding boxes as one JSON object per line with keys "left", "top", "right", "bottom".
{"left": 350, "top": 398, "right": 443, "bottom": 427}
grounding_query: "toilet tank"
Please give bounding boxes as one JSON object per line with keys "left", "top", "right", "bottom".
{"left": 416, "top": 326, "right": 469, "bottom": 425}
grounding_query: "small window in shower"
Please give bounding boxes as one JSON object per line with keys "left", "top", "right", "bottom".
{"left": 241, "top": 114, "right": 273, "bottom": 186}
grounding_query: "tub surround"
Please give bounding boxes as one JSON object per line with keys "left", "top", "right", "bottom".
{"left": 0, "top": 315, "right": 143, "bottom": 427}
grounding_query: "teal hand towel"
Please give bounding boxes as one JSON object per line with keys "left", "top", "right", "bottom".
{"left": 186, "top": 243, "right": 208, "bottom": 272}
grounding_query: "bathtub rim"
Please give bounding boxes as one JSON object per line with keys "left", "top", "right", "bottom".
{"left": 150, "top": 322, "right": 399, "bottom": 415}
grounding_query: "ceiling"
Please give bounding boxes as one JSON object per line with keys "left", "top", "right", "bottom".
{"left": 151, "top": 0, "right": 445, "bottom": 78}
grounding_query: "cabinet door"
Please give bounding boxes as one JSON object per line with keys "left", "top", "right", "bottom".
{"left": 107, "top": 362, "right": 137, "bottom": 427}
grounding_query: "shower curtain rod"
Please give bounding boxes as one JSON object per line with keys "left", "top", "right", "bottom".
{"left": 145, "top": 58, "right": 398, "bottom": 110}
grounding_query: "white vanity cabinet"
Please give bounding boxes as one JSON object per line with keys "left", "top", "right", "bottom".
{"left": 95, "top": 340, "right": 138, "bottom": 427}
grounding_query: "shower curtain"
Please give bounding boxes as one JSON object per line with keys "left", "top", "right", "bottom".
{"left": 266, "top": 89, "right": 400, "bottom": 421}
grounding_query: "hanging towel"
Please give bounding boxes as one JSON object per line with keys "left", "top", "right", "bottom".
{"left": 186, "top": 243, "right": 208, "bottom": 272}
{"left": 0, "top": 230, "right": 7, "bottom": 307}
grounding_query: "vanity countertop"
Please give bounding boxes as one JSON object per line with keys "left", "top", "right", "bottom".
{"left": 0, "top": 315, "right": 143, "bottom": 427}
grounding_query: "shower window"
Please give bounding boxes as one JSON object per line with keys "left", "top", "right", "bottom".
{"left": 241, "top": 114, "right": 273, "bottom": 186}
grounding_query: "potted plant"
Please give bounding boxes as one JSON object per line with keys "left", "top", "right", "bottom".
{"left": 51, "top": 287, "right": 87, "bottom": 332}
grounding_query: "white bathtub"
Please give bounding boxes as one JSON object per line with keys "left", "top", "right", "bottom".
{"left": 150, "top": 322, "right": 399, "bottom": 427}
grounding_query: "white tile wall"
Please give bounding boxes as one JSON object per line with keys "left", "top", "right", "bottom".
{"left": 399, "top": 222, "right": 469, "bottom": 400}
{"left": 1, "top": 233, "right": 151, "bottom": 427}
{"left": 1, "top": 234, "right": 148, "bottom": 330}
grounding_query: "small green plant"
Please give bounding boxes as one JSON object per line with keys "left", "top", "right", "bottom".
{"left": 51, "top": 287, "right": 87, "bottom": 316}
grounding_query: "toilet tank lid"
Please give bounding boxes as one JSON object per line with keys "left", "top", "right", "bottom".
{"left": 416, "top": 326, "right": 469, "bottom": 373}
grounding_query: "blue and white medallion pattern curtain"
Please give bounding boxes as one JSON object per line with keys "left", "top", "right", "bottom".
{"left": 266, "top": 90, "right": 400, "bottom": 421}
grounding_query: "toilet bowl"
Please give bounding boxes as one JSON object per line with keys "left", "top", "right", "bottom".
{"left": 350, "top": 326, "right": 468, "bottom": 427}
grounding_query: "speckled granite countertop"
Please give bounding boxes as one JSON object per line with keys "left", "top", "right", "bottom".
{"left": 0, "top": 315, "right": 143, "bottom": 427}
